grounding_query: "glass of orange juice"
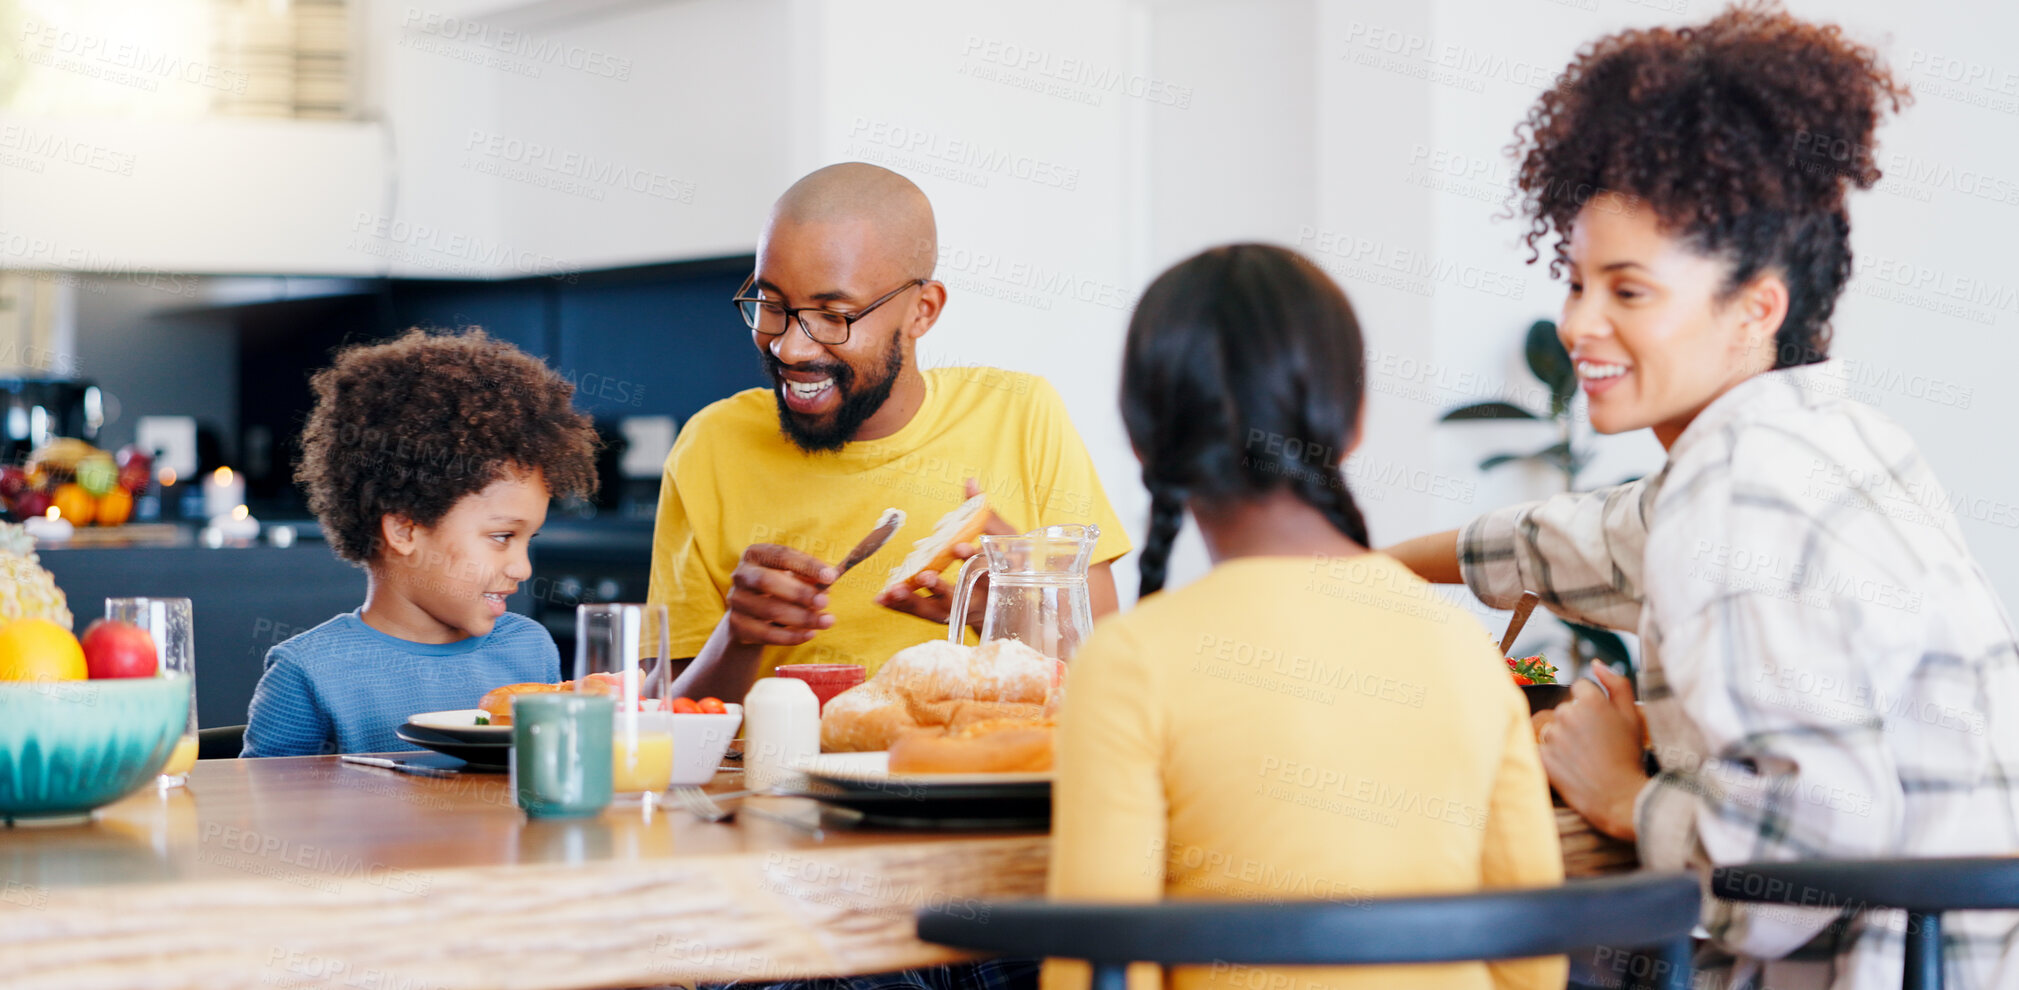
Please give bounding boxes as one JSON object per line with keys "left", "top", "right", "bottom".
{"left": 107, "top": 597, "right": 198, "bottom": 787}
{"left": 576, "top": 603, "right": 672, "bottom": 804}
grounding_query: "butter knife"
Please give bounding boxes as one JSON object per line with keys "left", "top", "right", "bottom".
{"left": 831, "top": 507, "right": 906, "bottom": 583}
{"left": 341, "top": 755, "right": 458, "bottom": 778}
{"left": 1499, "top": 590, "right": 1542, "bottom": 656}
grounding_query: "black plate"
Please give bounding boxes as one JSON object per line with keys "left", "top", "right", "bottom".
{"left": 800, "top": 774, "right": 1051, "bottom": 802}
{"left": 784, "top": 778, "right": 1050, "bottom": 830}
{"left": 395, "top": 722, "right": 511, "bottom": 769}
{"left": 816, "top": 801, "right": 1050, "bottom": 831}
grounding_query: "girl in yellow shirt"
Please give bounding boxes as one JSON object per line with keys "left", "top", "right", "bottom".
{"left": 1046, "top": 244, "right": 1566, "bottom": 990}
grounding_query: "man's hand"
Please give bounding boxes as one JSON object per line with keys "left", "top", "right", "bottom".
{"left": 1533, "top": 662, "right": 1648, "bottom": 841}
{"left": 725, "top": 543, "right": 838, "bottom": 646}
{"left": 876, "top": 478, "right": 1017, "bottom": 627}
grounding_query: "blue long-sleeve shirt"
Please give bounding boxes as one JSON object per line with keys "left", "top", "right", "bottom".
{"left": 242, "top": 610, "right": 561, "bottom": 757}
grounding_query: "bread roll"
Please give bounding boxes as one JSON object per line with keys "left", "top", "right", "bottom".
{"left": 477, "top": 682, "right": 562, "bottom": 726}
{"left": 819, "top": 638, "right": 1064, "bottom": 752}
{"left": 887, "top": 718, "right": 1055, "bottom": 774}
{"left": 883, "top": 493, "right": 995, "bottom": 595}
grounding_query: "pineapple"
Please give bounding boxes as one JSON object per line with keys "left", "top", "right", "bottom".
{"left": 0, "top": 521, "right": 72, "bottom": 629}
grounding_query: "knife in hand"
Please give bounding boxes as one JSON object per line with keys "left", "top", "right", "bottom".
{"left": 829, "top": 507, "right": 906, "bottom": 585}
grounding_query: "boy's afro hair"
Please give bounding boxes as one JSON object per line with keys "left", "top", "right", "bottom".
{"left": 295, "top": 328, "right": 599, "bottom": 563}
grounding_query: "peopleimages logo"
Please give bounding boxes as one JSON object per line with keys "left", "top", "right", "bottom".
{"left": 346, "top": 212, "right": 574, "bottom": 281}
{"left": 400, "top": 8, "right": 633, "bottom": 81}
{"left": 957, "top": 36, "right": 1193, "bottom": 108}
{"left": 462, "top": 130, "right": 695, "bottom": 203}
{"left": 17, "top": 19, "right": 250, "bottom": 94}
{"left": 847, "top": 118, "right": 1081, "bottom": 191}
{"left": 0, "top": 124, "right": 137, "bottom": 177}
{"left": 1340, "top": 19, "right": 1566, "bottom": 93}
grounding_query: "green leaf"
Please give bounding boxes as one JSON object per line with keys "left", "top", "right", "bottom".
{"left": 1441, "top": 402, "right": 1542, "bottom": 422}
{"left": 1478, "top": 441, "right": 1579, "bottom": 475}
{"left": 1508, "top": 654, "right": 1560, "bottom": 685}
{"left": 1523, "top": 320, "right": 1577, "bottom": 417}
{"left": 1532, "top": 440, "right": 1574, "bottom": 472}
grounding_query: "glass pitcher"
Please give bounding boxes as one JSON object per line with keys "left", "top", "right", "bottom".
{"left": 946, "top": 524, "right": 1100, "bottom": 661}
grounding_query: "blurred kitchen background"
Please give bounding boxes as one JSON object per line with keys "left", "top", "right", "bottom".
{"left": 2, "top": 0, "right": 2013, "bottom": 727}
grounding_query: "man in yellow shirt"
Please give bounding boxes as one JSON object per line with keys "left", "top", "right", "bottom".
{"left": 652, "top": 163, "right": 1131, "bottom": 702}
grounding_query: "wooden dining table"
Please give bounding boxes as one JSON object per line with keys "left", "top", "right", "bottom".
{"left": 0, "top": 757, "right": 1635, "bottom": 990}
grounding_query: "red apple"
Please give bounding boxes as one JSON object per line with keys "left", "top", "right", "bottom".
{"left": 0, "top": 466, "right": 26, "bottom": 501}
{"left": 115, "top": 446, "right": 153, "bottom": 493}
{"left": 81, "top": 620, "right": 159, "bottom": 679}
{"left": 11, "top": 489, "right": 52, "bottom": 520}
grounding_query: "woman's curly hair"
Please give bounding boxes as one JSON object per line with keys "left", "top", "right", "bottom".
{"left": 1509, "top": 1, "right": 1910, "bottom": 368}
{"left": 296, "top": 329, "right": 599, "bottom": 564}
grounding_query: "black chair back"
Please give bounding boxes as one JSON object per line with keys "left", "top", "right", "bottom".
{"left": 919, "top": 871, "right": 1702, "bottom": 990}
{"left": 1713, "top": 857, "right": 2019, "bottom": 990}
{"left": 196, "top": 724, "right": 246, "bottom": 760}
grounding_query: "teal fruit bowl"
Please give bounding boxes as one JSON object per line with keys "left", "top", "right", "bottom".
{"left": 0, "top": 675, "right": 191, "bottom": 826}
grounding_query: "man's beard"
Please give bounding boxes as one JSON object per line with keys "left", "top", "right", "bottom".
{"left": 765, "top": 328, "right": 906, "bottom": 454}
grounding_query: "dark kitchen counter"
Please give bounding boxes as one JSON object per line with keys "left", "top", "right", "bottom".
{"left": 35, "top": 518, "right": 656, "bottom": 734}
{"left": 38, "top": 533, "right": 367, "bottom": 731}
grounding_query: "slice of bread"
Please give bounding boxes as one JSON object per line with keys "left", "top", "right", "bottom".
{"left": 882, "top": 493, "right": 994, "bottom": 595}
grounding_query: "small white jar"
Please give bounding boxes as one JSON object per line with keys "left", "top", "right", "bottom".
{"left": 742, "top": 677, "right": 820, "bottom": 791}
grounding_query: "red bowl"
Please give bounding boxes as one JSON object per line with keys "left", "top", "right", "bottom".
{"left": 774, "top": 664, "right": 866, "bottom": 713}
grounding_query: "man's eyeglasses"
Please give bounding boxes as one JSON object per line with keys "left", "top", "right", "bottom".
{"left": 732, "top": 275, "right": 928, "bottom": 346}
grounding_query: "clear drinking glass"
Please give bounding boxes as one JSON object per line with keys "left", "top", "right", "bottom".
{"left": 106, "top": 597, "right": 197, "bottom": 787}
{"left": 575, "top": 603, "right": 672, "bottom": 804}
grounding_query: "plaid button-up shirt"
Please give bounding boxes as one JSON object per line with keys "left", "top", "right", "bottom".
{"left": 1459, "top": 362, "right": 2019, "bottom": 989}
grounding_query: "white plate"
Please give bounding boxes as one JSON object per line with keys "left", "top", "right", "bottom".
{"left": 407, "top": 708, "right": 512, "bottom": 740}
{"left": 798, "top": 751, "right": 1054, "bottom": 787}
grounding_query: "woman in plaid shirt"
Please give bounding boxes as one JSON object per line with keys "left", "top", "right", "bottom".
{"left": 1388, "top": 6, "right": 2019, "bottom": 989}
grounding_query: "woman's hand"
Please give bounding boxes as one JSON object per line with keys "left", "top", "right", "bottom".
{"left": 1532, "top": 662, "right": 1648, "bottom": 840}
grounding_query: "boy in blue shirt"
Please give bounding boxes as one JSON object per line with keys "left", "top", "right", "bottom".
{"left": 243, "top": 329, "right": 599, "bottom": 756}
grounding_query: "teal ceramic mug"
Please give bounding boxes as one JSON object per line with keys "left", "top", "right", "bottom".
{"left": 512, "top": 693, "right": 613, "bottom": 818}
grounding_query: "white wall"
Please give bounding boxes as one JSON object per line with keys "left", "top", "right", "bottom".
{"left": 8, "top": 0, "right": 2016, "bottom": 616}
{"left": 409, "top": 0, "right": 800, "bottom": 270}
{"left": 796, "top": 0, "right": 1151, "bottom": 597}
{"left": 0, "top": 115, "right": 390, "bottom": 275}
{"left": 1407, "top": 0, "right": 2019, "bottom": 632}
{"left": 1802, "top": 0, "right": 2019, "bottom": 613}
{"left": 1142, "top": 0, "right": 1319, "bottom": 588}
{"left": 756, "top": 0, "right": 2019, "bottom": 625}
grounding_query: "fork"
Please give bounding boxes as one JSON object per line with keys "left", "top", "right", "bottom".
{"left": 670, "top": 786, "right": 830, "bottom": 837}
{"left": 669, "top": 785, "right": 745, "bottom": 823}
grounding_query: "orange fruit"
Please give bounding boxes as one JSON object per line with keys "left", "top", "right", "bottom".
{"left": 95, "top": 486, "right": 133, "bottom": 526}
{"left": 51, "top": 484, "right": 96, "bottom": 525}
{"left": 0, "top": 618, "right": 88, "bottom": 682}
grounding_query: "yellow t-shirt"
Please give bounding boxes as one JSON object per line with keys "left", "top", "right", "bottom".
{"left": 1046, "top": 554, "right": 1567, "bottom": 990}
{"left": 647, "top": 367, "right": 1132, "bottom": 678}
